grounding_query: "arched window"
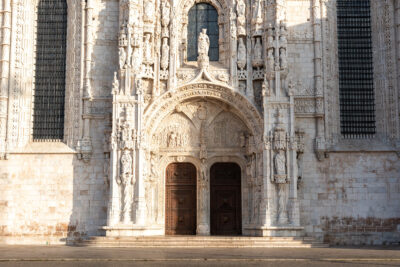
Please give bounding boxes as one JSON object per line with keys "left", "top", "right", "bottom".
{"left": 187, "top": 3, "right": 219, "bottom": 62}
{"left": 33, "top": 0, "right": 68, "bottom": 140}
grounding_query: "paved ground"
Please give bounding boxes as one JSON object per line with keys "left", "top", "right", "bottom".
{"left": 0, "top": 246, "right": 399, "bottom": 266}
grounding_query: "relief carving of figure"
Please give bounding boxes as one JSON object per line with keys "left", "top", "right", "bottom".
{"left": 143, "top": 33, "right": 153, "bottom": 64}
{"left": 236, "top": 0, "right": 246, "bottom": 35}
{"left": 167, "top": 131, "right": 177, "bottom": 147}
{"left": 144, "top": 0, "right": 155, "bottom": 23}
{"left": 198, "top": 29, "right": 210, "bottom": 57}
{"left": 161, "top": 38, "right": 170, "bottom": 70}
{"left": 237, "top": 38, "right": 246, "bottom": 70}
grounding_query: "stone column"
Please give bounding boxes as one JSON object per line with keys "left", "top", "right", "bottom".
{"left": 197, "top": 160, "right": 210, "bottom": 235}
{"left": 134, "top": 84, "right": 147, "bottom": 225}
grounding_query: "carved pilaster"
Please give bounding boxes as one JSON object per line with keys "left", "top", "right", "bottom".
{"left": 0, "top": 0, "right": 11, "bottom": 159}
{"left": 312, "top": 0, "right": 327, "bottom": 160}
{"left": 77, "top": 0, "right": 94, "bottom": 162}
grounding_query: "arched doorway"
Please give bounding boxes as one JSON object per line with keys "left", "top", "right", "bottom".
{"left": 210, "top": 163, "right": 242, "bottom": 235}
{"left": 165, "top": 163, "right": 197, "bottom": 235}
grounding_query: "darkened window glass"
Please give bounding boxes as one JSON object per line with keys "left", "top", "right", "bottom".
{"left": 33, "top": 0, "right": 67, "bottom": 141}
{"left": 187, "top": 3, "right": 219, "bottom": 61}
{"left": 337, "top": 0, "right": 376, "bottom": 138}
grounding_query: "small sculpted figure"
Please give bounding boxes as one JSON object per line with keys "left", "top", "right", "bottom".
{"left": 198, "top": 29, "right": 210, "bottom": 57}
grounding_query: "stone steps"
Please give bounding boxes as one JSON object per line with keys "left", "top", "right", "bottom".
{"left": 80, "top": 236, "right": 328, "bottom": 248}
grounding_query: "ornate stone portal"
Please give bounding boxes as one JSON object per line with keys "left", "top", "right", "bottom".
{"left": 103, "top": 0, "right": 303, "bottom": 237}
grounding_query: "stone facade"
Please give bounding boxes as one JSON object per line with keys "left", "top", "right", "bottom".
{"left": 0, "top": 0, "right": 399, "bottom": 245}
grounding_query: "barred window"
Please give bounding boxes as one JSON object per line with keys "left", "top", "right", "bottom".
{"left": 33, "top": 0, "right": 67, "bottom": 141}
{"left": 337, "top": 0, "right": 376, "bottom": 138}
{"left": 187, "top": 3, "right": 219, "bottom": 61}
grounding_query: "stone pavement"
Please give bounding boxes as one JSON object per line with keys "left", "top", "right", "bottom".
{"left": 0, "top": 246, "right": 399, "bottom": 266}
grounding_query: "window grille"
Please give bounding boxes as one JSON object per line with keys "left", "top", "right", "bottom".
{"left": 33, "top": 0, "right": 67, "bottom": 141}
{"left": 187, "top": 3, "right": 219, "bottom": 61}
{"left": 337, "top": 0, "right": 376, "bottom": 138}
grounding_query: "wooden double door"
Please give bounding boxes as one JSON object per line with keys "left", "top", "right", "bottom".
{"left": 210, "top": 163, "right": 242, "bottom": 235}
{"left": 165, "top": 162, "right": 242, "bottom": 236}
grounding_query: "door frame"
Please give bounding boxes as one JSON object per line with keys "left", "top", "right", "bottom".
{"left": 160, "top": 155, "right": 247, "bottom": 236}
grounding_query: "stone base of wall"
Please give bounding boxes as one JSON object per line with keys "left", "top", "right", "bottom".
{"left": 321, "top": 217, "right": 400, "bottom": 245}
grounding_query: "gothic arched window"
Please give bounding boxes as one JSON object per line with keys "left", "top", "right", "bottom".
{"left": 33, "top": 0, "right": 68, "bottom": 140}
{"left": 187, "top": 3, "right": 219, "bottom": 62}
{"left": 337, "top": 0, "right": 375, "bottom": 138}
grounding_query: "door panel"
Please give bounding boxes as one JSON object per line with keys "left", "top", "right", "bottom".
{"left": 210, "top": 163, "right": 242, "bottom": 235}
{"left": 165, "top": 163, "right": 196, "bottom": 235}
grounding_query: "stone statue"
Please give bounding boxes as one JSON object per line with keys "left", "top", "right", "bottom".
{"left": 253, "top": 38, "right": 262, "bottom": 61}
{"left": 267, "top": 49, "right": 274, "bottom": 73}
{"left": 143, "top": 33, "right": 153, "bottom": 64}
{"left": 280, "top": 47, "right": 287, "bottom": 70}
{"left": 252, "top": 38, "right": 263, "bottom": 68}
{"left": 144, "top": 0, "right": 155, "bottom": 23}
{"left": 236, "top": 0, "right": 246, "bottom": 35}
{"left": 112, "top": 72, "right": 119, "bottom": 94}
{"left": 119, "top": 47, "right": 126, "bottom": 69}
{"left": 161, "top": 38, "right": 169, "bottom": 70}
{"left": 198, "top": 29, "right": 210, "bottom": 57}
{"left": 274, "top": 150, "right": 286, "bottom": 176}
{"left": 131, "top": 47, "right": 142, "bottom": 70}
{"left": 237, "top": 38, "right": 246, "bottom": 70}
{"left": 161, "top": 0, "right": 171, "bottom": 27}
{"left": 199, "top": 159, "right": 208, "bottom": 224}
{"left": 120, "top": 150, "right": 132, "bottom": 183}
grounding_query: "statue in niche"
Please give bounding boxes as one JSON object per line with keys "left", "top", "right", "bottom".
{"left": 252, "top": 38, "right": 263, "bottom": 68}
{"left": 161, "top": 38, "right": 169, "bottom": 70}
{"left": 198, "top": 29, "right": 210, "bottom": 58}
{"left": 119, "top": 47, "right": 127, "bottom": 69}
{"left": 198, "top": 29, "right": 210, "bottom": 68}
{"left": 199, "top": 159, "right": 208, "bottom": 224}
{"left": 267, "top": 49, "right": 274, "bottom": 74}
{"left": 112, "top": 72, "right": 119, "bottom": 94}
{"left": 274, "top": 150, "right": 286, "bottom": 177}
{"left": 119, "top": 120, "right": 135, "bottom": 149}
{"left": 236, "top": 0, "right": 246, "bottom": 35}
{"left": 266, "top": 30, "right": 274, "bottom": 49}
{"left": 237, "top": 38, "right": 246, "bottom": 70}
{"left": 131, "top": 47, "right": 142, "bottom": 70}
{"left": 144, "top": 0, "right": 155, "bottom": 23}
{"left": 280, "top": 47, "right": 287, "bottom": 70}
{"left": 279, "top": 23, "right": 288, "bottom": 47}
{"left": 120, "top": 150, "right": 133, "bottom": 184}
{"left": 230, "top": 8, "right": 237, "bottom": 38}
{"left": 143, "top": 33, "right": 153, "bottom": 64}
{"left": 161, "top": 0, "right": 171, "bottom": 27}
{"left": 251, "top": 0, "right": 263, "bottom": 33}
